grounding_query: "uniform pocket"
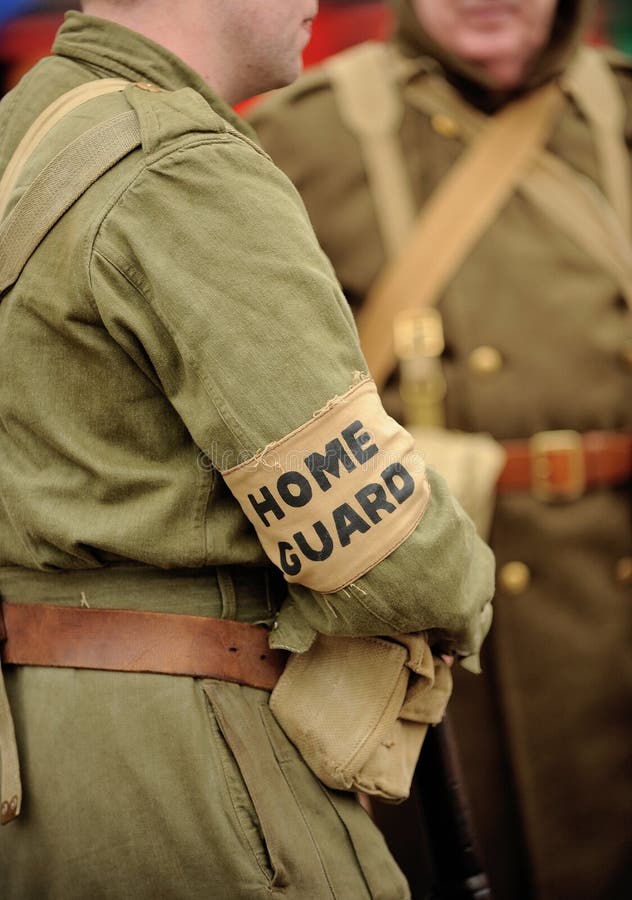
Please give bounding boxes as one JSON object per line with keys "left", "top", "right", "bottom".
{"left": 203, "top": 690, "right": 277, "bottom": 884}
{"left": 203, "top": 680, "right": 409, "bottom": 899}
{"left": 259, "top": 700, "right": 411, "bottom": 900}
{"left": 204, "top": 679, "right": 323, "bottom": 895}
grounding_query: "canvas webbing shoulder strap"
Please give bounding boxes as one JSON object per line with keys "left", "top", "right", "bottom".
{"left": 0, "top": 80, "right": 141, "bottom": 296}
{"left": 0, "top": 77, "right": 131, "bottom": 222}
{"left": 327, "top": 43, "right": 417, "bottom": 256}
{"left": 562, "top": 46, "right": 631, "bottom": 235}
{"left": 353, "top": 78, "right": 564, "bottom": 388}
{"left": 0, "top": 79, "right": 139, "bottom": 824}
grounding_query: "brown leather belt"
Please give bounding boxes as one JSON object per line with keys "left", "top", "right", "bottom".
{"left": 0, "top": 601, "right": 287, "bottom": 825}
{"left": 0, "top": 602, "right": 287, "bottom": 691}
{"left": 497, "top": 430, "right": 632, "bottom": 501}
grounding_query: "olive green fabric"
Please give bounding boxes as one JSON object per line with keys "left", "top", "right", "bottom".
{"left": 0, "top": 10, "right": 495, "bottom": 899}
{"left": 0, "top": 12, "right": 493, "bottom": 660}
{"left": 250, "top": 3, "right": 632, "bottom": 898}
{"left": 2, "top": 669, "right": 409, "bottom": 899}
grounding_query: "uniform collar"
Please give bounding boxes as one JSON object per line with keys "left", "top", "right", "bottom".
{"left": 52, "top": 11, "right": 255, "bottom": 139}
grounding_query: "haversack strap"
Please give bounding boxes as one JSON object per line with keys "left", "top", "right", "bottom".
{"left": 0, "top": 77, "right": 131, "bottom": 222}
{"left": 0, "top": 108, "right": 141, "bottom": 294}
{"left": 562, "top": 46, "right": 631, "bottom": 235}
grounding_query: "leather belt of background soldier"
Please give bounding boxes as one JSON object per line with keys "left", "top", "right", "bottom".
{"left": 498, "top": 430, "right": 632, "bottom": 501}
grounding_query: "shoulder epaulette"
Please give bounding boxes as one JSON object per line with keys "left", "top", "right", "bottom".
{"left": 125, "top": 84, "right": 235, "bottom": 157}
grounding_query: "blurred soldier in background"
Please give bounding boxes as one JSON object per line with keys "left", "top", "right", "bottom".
{"left": 251, "top": 1, "right": 632, "bottom": 898}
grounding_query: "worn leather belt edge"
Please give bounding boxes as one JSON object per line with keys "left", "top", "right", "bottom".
{"left": 497, "top": 431, "right": 632, "bottom": 492}
{"left": 0, "top": 603, "right": 287, "bottom": 692}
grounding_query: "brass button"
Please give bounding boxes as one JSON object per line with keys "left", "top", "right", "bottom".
{"left": 135, "top": 81, "right": 162, "bottom": 93}
{"left": 430, "top": 112, "right": 460, "bottom": 139}
{"left": 621, "top": 339, "right": 632, "bottom": 370}
{"left": 615, "top": 557, "right": 632, "bottom": 586}
{"left": 468, "top": 345, "right": 503, "bottom": 376}
{"left": 499, "top": 561, "right": 531, "bottom": 595}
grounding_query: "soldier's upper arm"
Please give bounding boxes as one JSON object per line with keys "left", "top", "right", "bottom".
{"left": 90, "top": 109, "right": 493, "bottom": 660}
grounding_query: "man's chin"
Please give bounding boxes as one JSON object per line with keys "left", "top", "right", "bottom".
{"left": 270, "top": 60, "right": 305, "bottom": 92}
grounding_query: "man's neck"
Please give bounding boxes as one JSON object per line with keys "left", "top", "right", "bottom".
{"left": 80, "top": 1, "right": 240, "bottom": 102}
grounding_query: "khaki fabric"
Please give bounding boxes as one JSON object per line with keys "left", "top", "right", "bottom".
{"left": 2, "top": 667, "right": 410, "bottom": 900}
{"left": 0, "top": 77, "right": 130, "bottom": 222}
{"left": 0, "top": 12, "right": 493, "bottom": 660}
{"left": 409, "top": 427, "right": 506, "bottom": 545}
{"left": 0, "top": 10, "right": 495, "bottom": 898}
{"left": 224, "top": 378, "right": 430, "bottom": 592}
{"left": 250, "top": 1, "right": 632, "bottom": 896}
{"left": 270, "top": 632, "right": 452, "bottom": 800}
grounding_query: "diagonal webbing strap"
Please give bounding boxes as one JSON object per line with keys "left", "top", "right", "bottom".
{"left": 0, "top": 109, "right": 141, "bottom": 294}
{"left": 0, "top": 77, "right": 131, "bottom": 222}
{"left": 356, "top": 81, "right": 564, "bottom": 388}
{"left": 405, "top": 46, "right": 631, "bottom": 236}
{"left": 406, "top": 59, "right": 632, "bottom": 312}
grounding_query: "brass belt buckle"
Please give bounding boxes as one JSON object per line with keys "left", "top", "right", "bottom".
{"left": 529, "top": 430, "right": 586, "bottom": 501}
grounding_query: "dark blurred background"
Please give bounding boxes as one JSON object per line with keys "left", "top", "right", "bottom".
{"left": 0, "top": 1, "right": 630, "bottom": 98}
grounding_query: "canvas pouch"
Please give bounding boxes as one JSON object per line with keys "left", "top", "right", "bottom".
{"left": 270, "top": 631, "right": 452, "bottom": 801}
{"left": 409, "top": 427, "right": 506, "bottom": 539}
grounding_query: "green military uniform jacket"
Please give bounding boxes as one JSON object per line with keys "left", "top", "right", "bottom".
{"left": 250, "top": 1, "right": 632, "bottom": 898}
{"left": 0, "top": 12, "right": 494, "bottom": 899}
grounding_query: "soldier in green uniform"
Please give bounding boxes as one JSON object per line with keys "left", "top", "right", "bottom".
{"left": 0, "top": 1, "right": 495, "bottom": 898}
{"left": 250, "top": 1, "right": 632, "bottom": 898}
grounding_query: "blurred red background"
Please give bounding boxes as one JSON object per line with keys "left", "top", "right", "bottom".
{"left": 0, "top": 1, "right": 626, "bottom": 99}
